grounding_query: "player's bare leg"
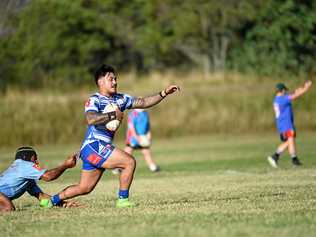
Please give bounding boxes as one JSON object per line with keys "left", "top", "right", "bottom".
{"left": 111, "top": 146, "right": 134, "bottom": 175}
{"left": 57, "top": 169, "right": 103, "bottom": 200}
{"left": 141, "top": 148, "right": 159, "bottom": 172}
{"left": 102, "top": 148, "right": 136, "bottom": 190}
{"left": 288, "top": 137, "right": 302, "bottom": 166}
{"left": 268, "top": 141, "right": 289, "bottom": 168}
{"left": 277, "top": 141, "right": 289, "bottom": 154}
{"left": 124, "top": 146, "right": 133, "bottom": 155}
{"left": 0, "top": 193, "right": 15, "bottom": 212}
{"left": 102, "top": 148, "right": 136, "bottom": 207}
{"left": 288, "top": 137, "right": 296, "bottom": 156}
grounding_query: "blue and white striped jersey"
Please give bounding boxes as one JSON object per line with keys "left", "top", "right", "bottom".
{"left": 81, "top": 92, "right": 135, "bottom": 148}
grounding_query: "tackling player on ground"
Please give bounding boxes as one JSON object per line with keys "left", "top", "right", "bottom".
{"left": 267, "top": 80, "right": 312, "bottom": 168}
{"left": 0, "top": 147, "right": 78, "bottom": 212}
{"left": 50, "top": 64, "right": 180, "bottom": 208}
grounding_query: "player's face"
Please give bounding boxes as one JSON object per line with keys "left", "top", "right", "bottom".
{"left": 99, "top": 72, "right": 117, "bottom": 95}
{"left": 31, "top": 155, "right": 39, "bottom": 164}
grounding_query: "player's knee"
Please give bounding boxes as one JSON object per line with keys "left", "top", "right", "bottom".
{"left": 121, "top": 155, "right": 136, "bottom": 170}
{"left": 127, "top": 156, "right": 136, "bottom": 169}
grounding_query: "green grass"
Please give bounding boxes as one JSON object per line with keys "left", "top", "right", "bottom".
{"left": 1, "top": 134, "right": 316, "bottom": 237}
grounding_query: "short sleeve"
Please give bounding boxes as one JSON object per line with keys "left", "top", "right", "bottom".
{"left": 121, "top": 94, "right": 135, "bottom": 111}
{"left": 21, "top": 162, "right": 46, "bottom": 180}
{"left": 26, "top": 180, "right": 43, "bottom": 197}
{"left": 85, "top": 96, "right": 100, "bottom": 113}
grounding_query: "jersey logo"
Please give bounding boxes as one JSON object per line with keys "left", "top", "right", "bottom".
{"left": 87, "top": 154, "right": 102, "bottom": 165}
{"left": 32, "top": 164, "right": 43, "bottom": 171}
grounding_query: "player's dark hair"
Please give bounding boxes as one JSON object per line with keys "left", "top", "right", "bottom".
{"left": 15, "top": 146, "right": 37, "bottom": 162}
{"left": 94, "top": 64, "right": 115, "bottom": 85}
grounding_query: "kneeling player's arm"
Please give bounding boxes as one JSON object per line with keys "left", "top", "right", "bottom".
{"left": 27, "top": 183, "right": 50, "bottom": 202}
{"left": 40, "top": 165, "right": 68, "bottom": 182}
{"left": 85, "top": 111, "right": 117, "bottom": 125}
{"left": 40, "top": 154, "right": 77, "bottom": 182}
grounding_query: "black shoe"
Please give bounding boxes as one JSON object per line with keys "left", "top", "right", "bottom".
{"left": 292, "top": 157, "right": 302, "bottom": 166}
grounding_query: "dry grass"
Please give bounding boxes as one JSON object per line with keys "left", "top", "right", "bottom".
{"left": 0, "top": 71, "right": 315, "bottom": 147}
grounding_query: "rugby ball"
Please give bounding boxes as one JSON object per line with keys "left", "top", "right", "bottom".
{"left": 103, "top": 103, "right": 120, "bottom": 131}
{"left": 139, "top": 135, "right": 151, "bottom": 147}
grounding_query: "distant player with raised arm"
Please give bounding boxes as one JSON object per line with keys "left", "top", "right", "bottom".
{"left": 0, "top": 147, "right": 77, "bottom": 212}
{"left": 267, "top": 80, "right": 312, "bottom": 168}
{"left": 50, "top": 64, "right": 180, "bottom": 208}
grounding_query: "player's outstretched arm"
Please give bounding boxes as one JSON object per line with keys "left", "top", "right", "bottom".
{"left": 40, "top": 153, "right": 77, "bottom": 182}
{"left": 290, "top": 80, "right": 312, "bottom": 100}
{"left": 132, "top": 85, "right": 180, "bottom": 109}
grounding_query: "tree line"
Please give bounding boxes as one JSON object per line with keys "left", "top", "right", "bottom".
{"left": 0, "top": 0, "right": 315, "bottom": 91}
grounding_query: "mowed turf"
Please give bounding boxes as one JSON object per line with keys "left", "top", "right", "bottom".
{"left": 1, "top": 134, "right": 316, "bottom": 237}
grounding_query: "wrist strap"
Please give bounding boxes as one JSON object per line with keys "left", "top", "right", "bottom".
{"left": 51, "top": 194, "right": 62, "bottom": 206}
{"left": 107, "top": 111, "right": 116, "bottom": 121}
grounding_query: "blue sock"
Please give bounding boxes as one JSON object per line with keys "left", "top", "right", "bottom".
{"left": 118, "top": 189, "right": 129, "bottom": 199}
{"left": 51, "top": 194, "right": 62, "bottom": 206}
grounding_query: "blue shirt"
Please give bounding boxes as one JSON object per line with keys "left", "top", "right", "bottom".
{"left": 82, "top": 92, "right": 135, "bottom": 148}
{"left": 0, "top": 159, "right": 46, "bottom": 200}
{"left": 129, "top": 110, "right": 150, "bottom": 135}
{"left": 273, "top": 94, "right": 295, "bottom": 133}
{"left": 126, "top": 110, "right": 150, "bottom": 146}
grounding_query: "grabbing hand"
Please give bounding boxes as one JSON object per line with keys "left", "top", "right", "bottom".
{"left": 64, "top": 153, "right": 78, "bottom": 168}
{"left": 61, "top": 200, "right": 83, "bottom": 208}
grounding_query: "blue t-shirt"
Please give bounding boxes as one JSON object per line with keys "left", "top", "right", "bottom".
{"left": 126, "top": 110, "right": 150, "bottom": 146}
{"left": 273, "top": 94, "right": 295, "bottom": 133}
{"left": 0, "top": 159, "right": 46, "bottom": 200}
{"left": 82, "top": 92, "right": 135, "bottom": 148}
{"left": 129, "top": 110, "right": 150, "bottom": 135}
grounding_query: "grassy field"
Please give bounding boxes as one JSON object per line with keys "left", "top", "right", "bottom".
{"left": 1, "top": 134, "right": 316, "bottom": 237}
